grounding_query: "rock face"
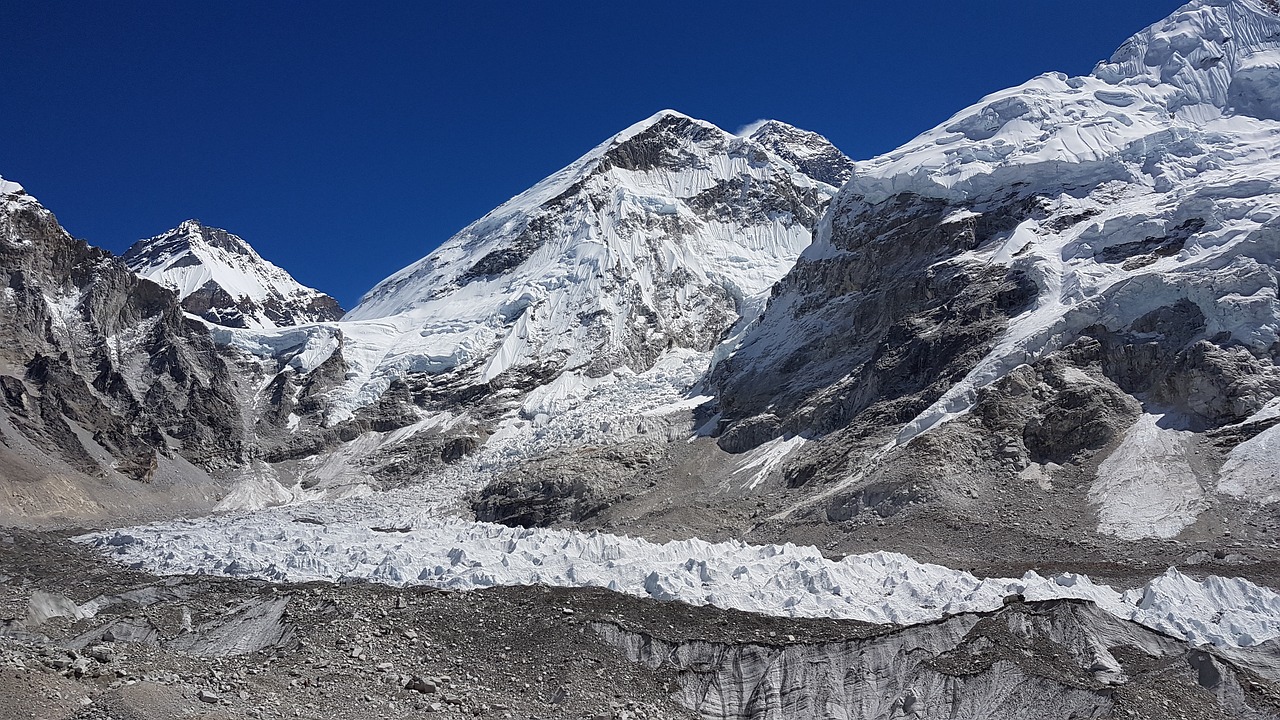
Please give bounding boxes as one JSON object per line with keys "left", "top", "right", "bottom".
{"left": 0, "top": 180, "right": 246, "bottom": 526}
{"left": 124, "top": 219, "right": 343, "bottom": 329}
{"left": 746, "top": 120, "right": 855, "bottom": 188}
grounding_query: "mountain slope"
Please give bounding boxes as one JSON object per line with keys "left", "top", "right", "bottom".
{"left": 709, "top": 0, "right": 1280, "bottom": 549}
{"left": 0, "top": 179, "right": 247, "bottom": 526}
{"left": 124, "top": 219, "right": 343, "bottom": 329}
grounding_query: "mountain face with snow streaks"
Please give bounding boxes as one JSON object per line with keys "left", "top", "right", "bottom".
{"left": 712, "top": 0, "right": 1280, "bottom": 545}
{"left": 124, "top": 219, "right": 344, "bottom": 329}
{"left": 0, "top": 180, "right": 246, "bottom": 526}
{"left": 329, "top": 111, "right": 845, "bottom": 420}
{"left": 746, "top": 120, "right": 855, "bottom": 188}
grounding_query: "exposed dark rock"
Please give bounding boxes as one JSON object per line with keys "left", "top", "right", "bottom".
{"left": 747, "top": 120, "right": 856, "bottom": 187}
{"left": 472, "top": 444, "right": 663, "bottom": 528}
{"left": 715, "top": 192, "right": 1042, "bottom": 454}
{"left": 0, "top": 194, "right": 245, "bottom": 496}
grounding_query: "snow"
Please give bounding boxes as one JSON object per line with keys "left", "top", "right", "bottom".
{"left": 124, "top": 220, "right": 336, "bottom": 330}
{"left": 214, "top": 462, "right": 297, "bottom": 512}
{"left": 26, "top": 2, "right": 1280, "bottom": 666}
{"left": 0, "top": 174, "right": 39, "bottom": 218}
{"left": 83, "top": 512, "right": 1280, "bottom": 649}
{"left": 731, "top": 435, "right": 807, "bottom": 490}
{"left": 1219, "top": 408, "right": 1280, "bottom": 503}
{"left": 1090, "top": 412, "right": 1208, "bottom": 539}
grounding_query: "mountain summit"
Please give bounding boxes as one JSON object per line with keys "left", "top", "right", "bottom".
{"left": 123, "top": 219, "right": 343, "bottom": 329}
{"left": 745, "top": 120, "right": 854, "bottom": 187}
{"left": 330, "top": 110, "right": 847, "bottom": 417}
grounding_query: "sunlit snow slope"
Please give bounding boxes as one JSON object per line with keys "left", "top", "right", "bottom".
{"left": 124, "top": 219, "right": 344, "bottom": 329}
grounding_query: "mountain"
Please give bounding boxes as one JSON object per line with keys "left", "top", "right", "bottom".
{"left": 329, "top": 110, "right": 844, "bottom": 415}
{"left": 123, "top": 219, "right": 344, "bottom": 329}
{"left": 159, "top": 110, "right": 851, "bottom": 505}
{"left": 703, "top": 0, "right": 1280, "bottom": 556}
{"left": 0, "top": 179, "right": 246, "bottom": 526}
{"left": 744, "top": 120, "right": 855, "bottom": 187}
{"left": 7, "top": 0, "right": 1280, "bottom": 576}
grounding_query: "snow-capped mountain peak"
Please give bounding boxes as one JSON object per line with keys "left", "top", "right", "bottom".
{"left": 714, "top": 0, "right": 1280, "bottom": 543}
{"left": 308, "top": 110, "right": 847, "bottom": 422}
{"left": 124, "top": 219, "right": 343, "bottom": 329}
{"left": 1094, "top": 0, "right": 1280, "bottom": 117}
{"left": 745, "top": 120, "right": 855, "bottom": 187}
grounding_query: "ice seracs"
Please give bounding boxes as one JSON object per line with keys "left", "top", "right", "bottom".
{"left": 84, "top": 508, "right": 1280, "bottom": 650}
{"left": 124, "top": 219, "right": 344, "bottom": 329}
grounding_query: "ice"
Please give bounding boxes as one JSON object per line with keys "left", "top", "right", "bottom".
{"left": 730, "top": 435, "right": 808, "bottom": 490}
{"left": 83, "top": 511, "right": 1280, "bottom": 649}
{"left": 1219, "top": 419, "right": 1280, "bottom": 502}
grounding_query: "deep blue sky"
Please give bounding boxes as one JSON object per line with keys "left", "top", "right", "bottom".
{"left": 3, "top": 1, "right": 1180, "bottom": 308}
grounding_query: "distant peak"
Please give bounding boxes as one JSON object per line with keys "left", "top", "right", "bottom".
{"left": 123, "top": 221, "right": 257, "bottom": 269}
{"left": 171, "top": 220, "right": 255, "bottom": 257}
{"left": 744, "top": 119, "right": 854, "bottom": 187}
{"left": 123, "top": 221, "right": 343, "bottom": 328}
{"left": 606, "top": 110, "right": 725, "bottom": 147}
{"left": 648, "top": 108, "right": 694, "bottom": 123}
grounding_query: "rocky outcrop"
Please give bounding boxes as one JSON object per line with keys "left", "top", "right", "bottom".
{"left": 472, "top": 443, "right": 665, "bottom": 527}
{"left": 714, "top": 192, "right": 1041, "bottom": 450}
{"left": 747, "top": 120, "right": 855, "bottom": 188}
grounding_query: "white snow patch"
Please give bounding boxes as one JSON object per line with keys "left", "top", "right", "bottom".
{"left": 730, "top": 435, "right": 807, "bottom": 490}
{"left": 942, "top": 208, "right": 981, "bottom": 224}
{"left": 1091, "top": 413, "right": 1207, "bottom": 540}
{"left": 1219, "top": 421, "right": 1280, "bottom": 503}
